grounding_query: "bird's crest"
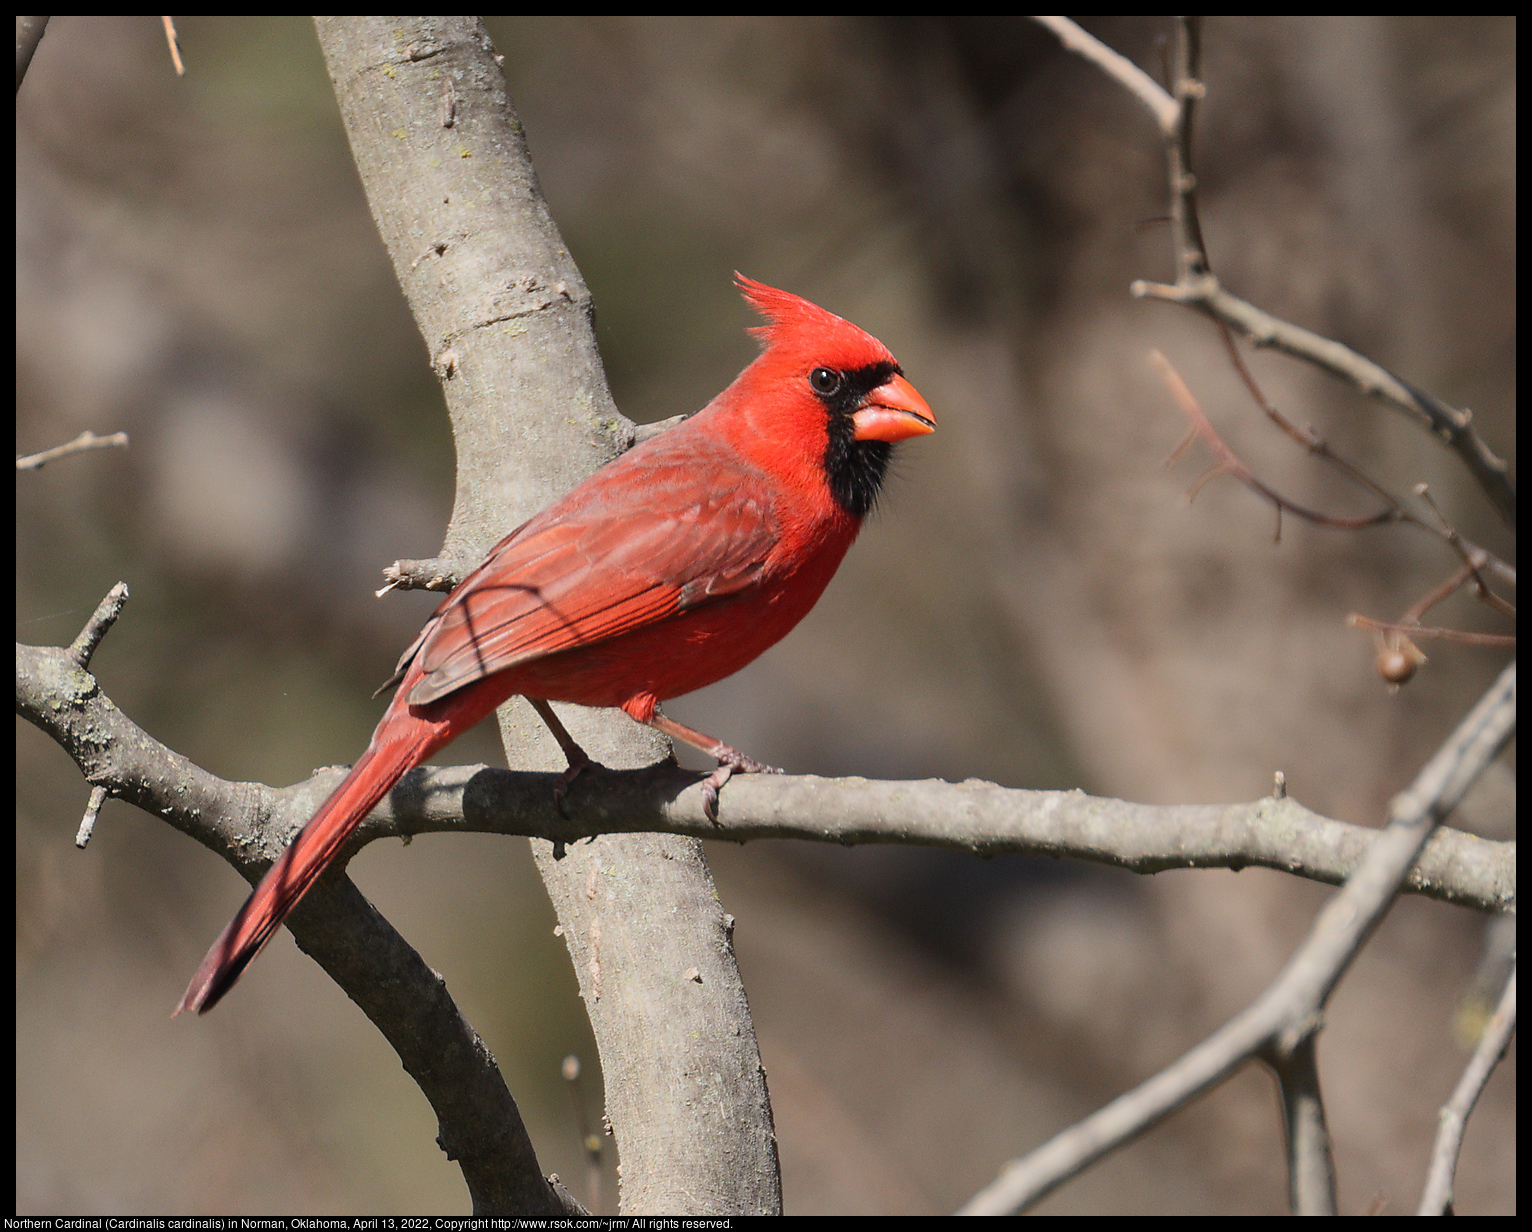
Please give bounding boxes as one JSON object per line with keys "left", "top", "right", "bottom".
{"left": 735, "top": 273, "right": 893, "bottom": 368}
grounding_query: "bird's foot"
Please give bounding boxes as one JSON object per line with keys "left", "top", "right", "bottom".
{"left": 528, "top": 697, "right": 602, "bottom": 820}
{"left": 699, "top": 746, "right": 784, "bottom": 825}
{"left": 552, "top": 752, "right": 593, "bottom": 820}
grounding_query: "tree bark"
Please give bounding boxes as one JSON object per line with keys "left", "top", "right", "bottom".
{"left": 313, "top": 16, "right": 781, "bottom": 1215}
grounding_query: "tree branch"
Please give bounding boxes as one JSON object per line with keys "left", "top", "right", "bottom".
{"left": 1417, "top": 963, "right": 1517, "bottom": 1215}
{"left": 15, "top": 630, "right": 572, "bottom": 1216}
{"left": 1032, "top": 15, "right": 1514, "bottom": 525}
{"left": 15, "top": 14, "right": 48, "bottom": 92}
{"left": 1266, "top": 1034, "right": 1336, "bottom": 1215}
{"left": 19, "top": 636, "right": 1514, "bottom": 918}
{"left": 19, "top": 613, "right": 1514, "bottom": 1216}
{"left": 16, "top": 428, "right": 129, "bottom": 470}
{"left": 959, "top": 659, "right": 1515, "bottom": 1214}
{"left": 302, "top": 16, "right": 784, "bottom": 1215}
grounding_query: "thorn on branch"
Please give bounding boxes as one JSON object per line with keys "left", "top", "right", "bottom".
{"left": 67, "top": 582, "right": 130, "bottom": 671}
{"left": 75, "top": 785, "right": 111, "bottom": 848}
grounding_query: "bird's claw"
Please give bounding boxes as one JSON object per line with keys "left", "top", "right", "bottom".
{"left": 553, "top": 755, "right": 593, "bottom": 820}
{"left": 700, "top": 754, "right": 783, "bottom": 825}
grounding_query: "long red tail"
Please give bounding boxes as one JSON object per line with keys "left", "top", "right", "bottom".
{"left": 174, "top": 724, "right": 434, "bottom": 1016}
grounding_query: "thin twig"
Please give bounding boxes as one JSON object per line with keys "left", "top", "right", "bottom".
{"left": 1131, "top": 278, "right": 1515, "bottom": 525}
{"left": 1215, "top": 321, "right": 1403, "bottom": 513}
{"left": 1347, "top": 614, "right": 1515, "bottom": 650}
{"left": 160, "top": 16, "right": 183, "bottom": 76}
{"left": 1155, "top": 345, "right": 1515, "bottom": 650}
{"left": 1151, "top": 349, "right": 1398, "bottom": 533}
{"left": 16, "top": 430, "right": 129, "bottom": 471}
{"left": 1032, "top": 16, "right": 1514, "bottom": 524}
{"left": 1209, "top": 252, "right": 1514, "bottom": 634}
{"left": 1411, "top": 486, "right": 1516, "bottom": 620}
{"left": 1165, "top": 18, "right": 1210, "bottom": 286}
{"left": 1417, "top": 963, "right": 1517, "bottom": 1215}
{"left": 1030, "top": 16, "right": 1179, "bottom": 135}
{"left": 75, "top": 784, "right": 109, "bottom": 849}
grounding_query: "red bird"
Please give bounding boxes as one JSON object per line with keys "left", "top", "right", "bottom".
{"left": 176, "top": 275, "right": 935, "bottom": 1015}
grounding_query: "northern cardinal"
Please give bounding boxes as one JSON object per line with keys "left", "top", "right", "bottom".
{"left": 176, "top": 275, "right": 935, "bottom": 1015}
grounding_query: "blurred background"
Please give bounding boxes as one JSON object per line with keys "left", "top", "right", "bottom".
{"left": 16, "top": 16, "right": 1514, "bottom": 1215}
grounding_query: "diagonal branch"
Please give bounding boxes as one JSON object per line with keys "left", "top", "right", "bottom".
{"left": 1135, "top": 277, "right": 1516, "bottom": 525}
{"left": 1417, "top": 962, "right": 1517, "bottom": 1215}
{"left": 1152, "top": 349, "right": 1399, "bottom": 533}
{"left": 16, "top": 14, "right": 49, "bottom": 92}
{"left": 15, "top": 630, "right": 573, "bottom": 1217}
{"left": 958, "top": 659, "right": 1515, "bottom": 1214}
{"left": 16, "top": 428, "right": 130, "bottom": 470}
{"left": 1031, "top": 15, "right": 1514, "bottom": 525}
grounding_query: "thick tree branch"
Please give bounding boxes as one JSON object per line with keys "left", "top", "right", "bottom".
{"left": 362, "top": 764, "right": 1513, "bottom": 915}
{"left": 19, "top": 638, "right": 1513, "bottom": 919}
{"left": 19, "top": 620, "right": 1514, "bottom": 1217}
{"left": 15, "top": 635, "right": 573, "bottom": 1217}
{"left": 301, "top": 17, "right": 785, "bottom": 1215}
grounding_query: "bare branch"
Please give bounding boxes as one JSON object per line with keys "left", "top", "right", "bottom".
{"left": 16, "top": 15, "right": 48, "bottom": 92}
{"left": 15, "top": 637, "right": 566, "bottom": 1216}
{"left": 1030, "top": 17, "right": 1179, "bottom": 135}
{"left": 959, "top": 660, "right": 1515, "bottom": 1214}
{"left": 1418, "top": 964, "right": 1517, "bottom": 1215}
{"left": 1132, "top": 277, "right": 1514, "bottom": 525}
{"left": 1348, "top": 613, "right": 1515, "bottom": 650}
{"left": 1265, "top": 1035, "right": 1336, "bottom": 1215}
{"left": 19, "top": 626, "right": 1516, "bottom": 1216}
{"left": 16, "top": 429, "right": 129, "bottom": 470}
{"left": 377, "top": 557, "right": 459, "bottom": 596}
{"left": 1215, "top": 322, "right": 1409, "bottom": 514}
{"left": 66, "top": 580, "right": 129, "bottom": 670}
{"left": 1408, "top": 489, "right": 1517, "bottom": 620}
{"left": 18, "top": 639, "right": 1514, "bottom": 916}
{"left": 160, "top": 16, "right": 183, "bottom": 76}
{"left": 1035, "top": 16, "right": 1514, "bottom": 523}
{"left": 1178, "top": 333, "right": 1516, "bottom": 641}
{"left": 74, "top": 784, "right": 109, "bottom": 849}
{"left": 1152, "top": 350, "right": 1398, "bottom": 531}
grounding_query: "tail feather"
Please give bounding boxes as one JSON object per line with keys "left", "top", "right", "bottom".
{"left": 175, "top": 732, "right": 427, "bottom": 1016}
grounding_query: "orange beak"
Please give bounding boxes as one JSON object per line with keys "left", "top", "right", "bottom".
{"left": 851, "top": 374, "right": 936, "bottom": 443}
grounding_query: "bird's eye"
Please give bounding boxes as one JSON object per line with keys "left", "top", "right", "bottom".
{"left": 809, "top": 367, "right": 842, "bottom": 396}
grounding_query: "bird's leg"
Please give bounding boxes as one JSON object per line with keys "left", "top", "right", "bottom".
{"left": 528, "top": 697, "right": 593, "bottom": 818}
{"left": 645, "top": 707, "right": 783, "bottom": 824}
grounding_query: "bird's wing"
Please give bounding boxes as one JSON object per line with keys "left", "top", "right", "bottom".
{"left": 398, "top": 440, "right": 780, "bottom": 706}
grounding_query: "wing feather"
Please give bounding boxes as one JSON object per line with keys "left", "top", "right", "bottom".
{"left": 401, "top": 437, "right": 779, "bottom": 706}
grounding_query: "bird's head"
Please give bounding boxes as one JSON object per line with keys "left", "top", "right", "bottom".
{"left": 732, "top": 274, "right": 935, "bottom": 517}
